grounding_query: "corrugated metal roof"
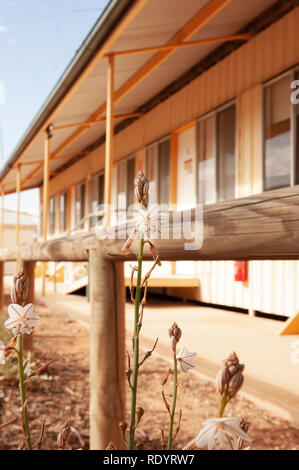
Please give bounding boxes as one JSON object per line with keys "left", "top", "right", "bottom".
{"left": 0, "top": 0, "right": 280, "bottom": 194}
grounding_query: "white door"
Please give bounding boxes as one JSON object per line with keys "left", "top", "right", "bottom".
{"left": 176, "top": 125, "right": 197, "bottom": 276}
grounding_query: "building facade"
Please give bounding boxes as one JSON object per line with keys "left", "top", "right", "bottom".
{"left": 1, "top": 0, "right": 298, "bottom": 316}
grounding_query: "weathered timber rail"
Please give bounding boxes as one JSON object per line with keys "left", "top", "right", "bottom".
{"left": 1, "top": 186, "right": 299, "bottom": 449}
{"left": 2, "top": 185, "right": 299, "bottom": 262}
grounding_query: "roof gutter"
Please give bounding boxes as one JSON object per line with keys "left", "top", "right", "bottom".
{"left": 0, "top": 0, "right": 134, "bottom": 184}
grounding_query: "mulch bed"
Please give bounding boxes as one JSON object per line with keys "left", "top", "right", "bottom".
{"left": 0, "top": 298, "right": 298, "bottom": 450}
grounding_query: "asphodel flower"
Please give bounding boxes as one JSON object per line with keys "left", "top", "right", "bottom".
{"left": 195, "top": 417, "right": 250, "bottom": 450}
{"left": 176, "top": 347, "right": 196, "bottom": 373}
{"left": 4, "top": 304, "right": 39, "bottom": 336}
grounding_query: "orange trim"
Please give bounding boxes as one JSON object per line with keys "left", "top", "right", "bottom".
{"left": 41, "top": 0, "right": 232, "bottom": 168}
{"left": 173, "top": 119, "right": 196, "bottom": 135}
{"left": 107, "top": 33, "right": 251, "bottom": 57}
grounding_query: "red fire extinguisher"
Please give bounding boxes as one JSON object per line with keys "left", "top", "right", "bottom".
{"left": 234, "top": 261, "right": 247, "bottom": 282}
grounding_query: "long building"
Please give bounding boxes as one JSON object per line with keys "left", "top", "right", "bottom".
{"left": 0, "top": 0, "right": 298, "bottom": 317}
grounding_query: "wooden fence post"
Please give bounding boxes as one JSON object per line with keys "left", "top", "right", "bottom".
{"left": 0, "top": 262, "right": 4, "bottom": 310}
{"left": 89, "top": 249, "right": 125, "bottom": 449}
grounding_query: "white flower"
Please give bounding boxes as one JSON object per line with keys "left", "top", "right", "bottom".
{"left": 195, "top": 417, "right": 251, "bottom": 450}
{"left": 4, "top": 304, "right": 39, "bottom": 336}
{"left": 176, "top": 347, "right": 197, "bottom": 372}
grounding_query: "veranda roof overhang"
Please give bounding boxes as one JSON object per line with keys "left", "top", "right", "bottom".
{"left": 0, "top": 0, "right": 291, "bottom": 195}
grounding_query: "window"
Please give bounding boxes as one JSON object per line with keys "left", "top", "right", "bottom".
{"left": 117, "top": 156, "right": 136, "bottom": 220}
{"left": 48, "top": 197, "right": 56, "bottom": 235}
{"left": 89, "top": 172, "right": 104, "bottom": 228}
{"left": 197, "top": 115, "right": 216, "bottom": 204}
{"left": 74, "top": 182, "right": 86, "bottom": 228}
{"left": 217, "top": 105, "right": 236, "bottom": 201}
{"left": 146, "top": 136, "right": 170, "bottom": 205}
{"left": 264, "top": 74, "right": 292, "bottom": 190}
{"left": 59, "top": 191, "right": 67, "bottom": 233}
{"left": 197, "top": 103, "right": 236, "bottom": 204}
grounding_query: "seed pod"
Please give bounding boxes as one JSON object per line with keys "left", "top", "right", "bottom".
{"left": 118, "top": 421, "right": 127, "bottom": 433}
{"left": 136, "top": 407, "right": 144, "bottom": 422}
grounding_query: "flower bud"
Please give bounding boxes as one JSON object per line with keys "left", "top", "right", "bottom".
{"left": 134, "top": 171, "right": 149, "bottom": 208}
{"left": 18, "top": 439, "right": 26, "bottom": 450}
{"left": 228, "top": 363, "right": 244, "bottom": 377}
{"left": 10, "top": 287, "right": 18, "bottom": 304}
{"left": 168, "top": 322, "right": 182, "bottom": 351}
{"left": 229, "top": 370, "right": 244, "bottom": 398}
{"left": 136, "top": 441, "right": 145, "bottom": 450}
{"left": 239, "top": 418, "right": 250, "bottom": 433}
{"left": 216, "top": 366, "right": 230, "bottom": 394}
{"left": 225, "top": 351, "right": 239, "bottom": 368}
{"left": 11, "top": 271, "right": 29, "bottom": 305}
{"left": 57, "top": 422, "right": 71, "bottom": 450}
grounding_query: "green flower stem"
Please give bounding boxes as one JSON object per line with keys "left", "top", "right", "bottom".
{"left": 128, "top": 233, "right": 144, "bottom": 450}
{"left": 218, "top": 384, "right": 229, "bottom": 418}
{"left": 17, "top": 335, "right": 32, "bottom": 450}
{"left": 167, "top": 351, "right": 178, "bottom": 450}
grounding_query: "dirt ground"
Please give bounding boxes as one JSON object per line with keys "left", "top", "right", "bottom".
{"left": 0, "top": 296, "right": 299, "bottom": 450}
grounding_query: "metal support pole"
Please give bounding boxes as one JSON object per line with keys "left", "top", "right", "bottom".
{"left": 103, "top": 54, "right": 114, "bottom": 228}
{"left": 42, "top": 126, "right": 52, "bottom": 296}
{"left": 16, "top": 164, "right": 21, "bottom": 247}
{"left": 89, "top": 249, "right": 125, "bottom": 449}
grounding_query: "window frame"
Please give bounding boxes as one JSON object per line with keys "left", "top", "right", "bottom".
{"left": 74, "top": 180, "right": 86, "bottom": 229}
{"left": 89, "top": 170, "right": 105, "bottom": 228}
{"left": 263, "top": 66, "right": 299, "bottom": 191}
{"left": 116, "top": 154, "right": 136, "bottom": 220}
{"left": 145, "top": 134, "right": 171, "bottom": 205}
{"left": 59, "top": 190, "right": 68, "bottom": 234}
{"left": 196, "top": 99, "right": 237, "bottom": 205}
{"left": 48, "top": 196, "right": 56, "bottom": 236}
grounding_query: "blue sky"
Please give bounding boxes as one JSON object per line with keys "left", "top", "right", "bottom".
{"left": 0, "top": 0, "right": 109, "bottom": 214}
